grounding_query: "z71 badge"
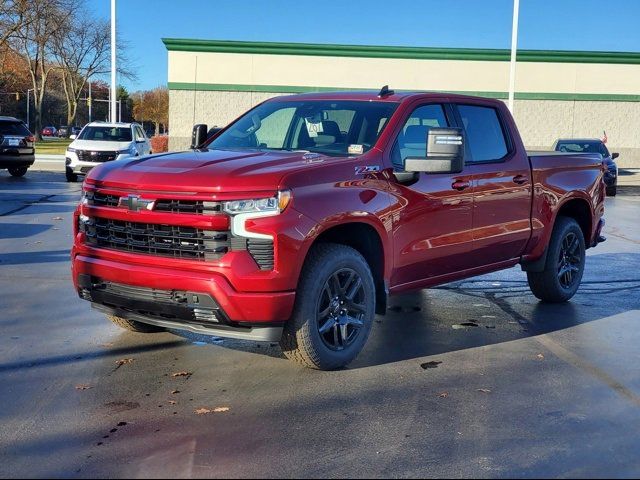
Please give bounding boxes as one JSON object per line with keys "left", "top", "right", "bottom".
{"left": 355, "top": 165, "right": 381, "bottom": 175}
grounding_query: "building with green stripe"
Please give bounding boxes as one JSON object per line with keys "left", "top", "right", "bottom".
{"left": 163, "top": 38, "right": 640, "bottom": 166}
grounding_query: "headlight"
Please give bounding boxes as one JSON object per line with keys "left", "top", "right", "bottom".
{"left": 67, "top": 147, "right": 76, "bottom": 153}
{"left": 118, "top": 145, "right": 137, "bottom": 155}
{"left": 223, "top": 190, "right": 291, "bottom": 215}
{"left": 224, "top": 190, "right": 292, "bottom": 241}
{"left": 80, "top": 190, "right": 94, "bottom": 205}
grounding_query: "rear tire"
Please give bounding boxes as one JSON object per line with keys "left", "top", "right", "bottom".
{"left": 106, "top": 314, "right": 164, "bottom": 333}
{"left": 65, "top": 168, "right": 78, "bottom": 182}
{"left": 8, "top": 166, "right": 27, "bottom": 177}
{"left": 280, "top": 243, "right": 376, "bottom": 370}
{"left": 527, "top": 216, "right": 585, "bottom": 303}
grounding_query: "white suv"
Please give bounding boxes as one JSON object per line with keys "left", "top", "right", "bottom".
{"left": 65, "top": 122, "right": 151, "bottom": 182}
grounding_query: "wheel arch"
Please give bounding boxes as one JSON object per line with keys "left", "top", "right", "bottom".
{"left": 304, "top": 220, "right": 388, "bottom": 315}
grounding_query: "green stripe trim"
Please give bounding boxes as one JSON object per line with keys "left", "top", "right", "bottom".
{"left": 167, "top": 82, "right": 640, "bottom": 102}
{"left": 162, "top": 38, "right": 640, "bottom": 65}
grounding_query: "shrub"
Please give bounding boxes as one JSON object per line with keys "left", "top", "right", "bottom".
{"left": 150, "top": 135, "right": 168, "bottom": 153}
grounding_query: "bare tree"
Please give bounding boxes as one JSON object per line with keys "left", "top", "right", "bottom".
{"left": 51, "top": 11, "right": 136, "bottom": 126}
{"left": 0, "top": 0, "right": 34, "bottom": 50}
{"left": 13, "top": 0, "right": 76, "bottom": 138}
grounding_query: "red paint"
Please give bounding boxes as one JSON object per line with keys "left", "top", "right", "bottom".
{"left": 71, "top": 92, "right": 605, "bottom": 326}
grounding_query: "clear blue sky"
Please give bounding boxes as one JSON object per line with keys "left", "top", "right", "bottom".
{"left": 87, "top": 0, "right": 640, "bottom": 92}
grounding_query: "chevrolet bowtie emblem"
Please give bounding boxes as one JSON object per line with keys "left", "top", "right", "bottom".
{"left": 119, "top": 194, "right": 155, "bottom": 212}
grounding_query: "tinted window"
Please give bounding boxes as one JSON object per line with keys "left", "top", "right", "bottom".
{"left": 391, "top": 104, "right": 449, "bottom": 169}
{"left": 555, "top": 141, "right": 608, "bottom": 156}
{"left": 458, "top": 105, "right": 508, "bottom": 162}
{"left": 0, "top": 121, "right": 31, "bottom": 136}
{"left": 135, "top": 126, "right": 145, "bottom": 141}
{"left": 210, "top": 100, "right": 398, "bottom": 157}
{"left": 79, "top": 126, "right": 132, "bottom": 142}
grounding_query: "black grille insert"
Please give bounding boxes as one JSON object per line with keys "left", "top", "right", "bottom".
{"left": 83, "top": 217, "right": 230, "bottom": 261}
{"left": 154, "top": 199, "right": 222, "bottom": 214}
{"left": 77, "top": 150, "right": 118, "bottom": 163}
{"left": 247, "top": 238, "right": 274, "bottom": 270}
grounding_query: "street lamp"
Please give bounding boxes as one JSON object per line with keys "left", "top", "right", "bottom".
{"left": 26, "top": 88, "right": 34, "bottom": 131}
{"left": 508, "top": 0, "right": 520, "bottom": 113}
{"left": 110, "top": 0, "right": 117, "bottom": 123}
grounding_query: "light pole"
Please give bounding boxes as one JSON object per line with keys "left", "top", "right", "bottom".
{"left": 110, "top": 0, "right": 117, "bottom": 123}
{"left": 88, "top": 80, "right": 92, "bottom": 122}
{"left": 26, "top": 88, "right": 34, "bottom": 130}
{"left": 508, "top": 0, "right": 520, "bottom": 113}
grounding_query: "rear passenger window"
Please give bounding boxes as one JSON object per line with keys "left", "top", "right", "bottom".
{"left": 457, "top": 105, "right": 508, "bottom": 162}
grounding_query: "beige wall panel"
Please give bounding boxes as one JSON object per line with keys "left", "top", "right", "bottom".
{"left": 169, "top": 51, "right": 640, "bottom": 95}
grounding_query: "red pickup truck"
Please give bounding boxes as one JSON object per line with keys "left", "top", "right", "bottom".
{"left": 72, "top": 89, "right": 606, "bottom": 370}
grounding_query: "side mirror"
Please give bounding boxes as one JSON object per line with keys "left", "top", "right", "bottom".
{"left": 69, "top": 134, "right": 77, "bottom": 140}
{"left": 190, "top": 124, "right": 208, "bottom": 149}
{"left": 611, "top": 152, "right": 619, "bottom": 160}
{"left": 404, "top": 127, "right": 464, "bottom": 174}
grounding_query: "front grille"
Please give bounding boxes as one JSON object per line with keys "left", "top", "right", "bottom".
{"left": 91, "top": 191, "right": 120, "bottom": 207}
{"left": 83, "top": 217, "right": 230, "bottom": 261}
{"left": 77, "top": 150, "right": 118, "bottom": 163}
{"left": 154, "top": 199, "right": 222, "bottom": 214}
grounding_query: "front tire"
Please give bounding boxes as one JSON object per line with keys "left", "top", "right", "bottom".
{"left": 8, "top": 166, "right": 27, "bottom": 177}
{"left": 106, "top": 314, "right": 164, "bottom": 333}
{"left": 65, "top": 168, "right": 78, "bottom": 182}
{"left": 280, "top": 243, "right": 376, "bottom": 370}
{"left": 606, "top": 184, "right": 617, "bottom": 197}
{"left": 527, "top": 216, "right": 586, "bottom": 303}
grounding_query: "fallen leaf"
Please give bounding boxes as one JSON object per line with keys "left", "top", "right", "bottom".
{"left": 75, "top": 384, "right": 93, "bottom": 390}
{"left": 171, "top": 389, "right": 180, "bottom": 394}
{"left": 168, "top": 400, "right": 177, "bottom": 405}
{"left": 438, "top": 392, "right": 448, "bottom": 398}
{"left": 172, "top": 371, "right": 192, "bottom": 378}
{"left": 52, "top": 216, "right": 63, "bottom": 221}
{"left": 537, "top": 354, "right": 545, "bottom": 360}
{"left": 420, "top": 361, "right": 442, "bottom": 370}
{"left": 194, "top": 406, "right": 230, "bottom": 415}
{"left": 115, "top": 358, "right": 133, "bottom": 366}
{"left": 477, "top": 388, "right": 491, "bottom": 394}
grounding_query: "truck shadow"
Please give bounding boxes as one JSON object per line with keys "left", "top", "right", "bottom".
{"left": 190, "top": 252, "right": 640, "bottom": 369}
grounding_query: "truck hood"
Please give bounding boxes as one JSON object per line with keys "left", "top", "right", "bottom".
{"left": 85, "top": 148, "right": 337, "bottom": 194}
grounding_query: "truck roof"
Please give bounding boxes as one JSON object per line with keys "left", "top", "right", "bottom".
{"left": 270, "top": 90, "right": 501, "bottom": 104}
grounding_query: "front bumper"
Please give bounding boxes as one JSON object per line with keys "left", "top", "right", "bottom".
{"left": 72, "top": 253, "right": 295, "bottom": 340}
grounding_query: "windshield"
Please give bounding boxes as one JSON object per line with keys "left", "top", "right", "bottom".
{"left": 555, "top": 141, "right": 608, "bottom": 156}
{"left": 208, "top": 100, "right": 398, "bottom": 156}
{"left": 78, "top": 126, "right": 132, "bottom": 142}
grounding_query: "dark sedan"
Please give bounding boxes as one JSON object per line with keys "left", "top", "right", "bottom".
{"left": 553, "top": 139, "right": 619, "bottom": 196}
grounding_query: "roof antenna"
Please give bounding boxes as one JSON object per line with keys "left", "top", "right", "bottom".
{"left": 378, "top": 85, "right": 394, "bottom": 97}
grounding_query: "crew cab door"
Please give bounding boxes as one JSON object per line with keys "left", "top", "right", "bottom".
{"left": 452, "top": 102, "right": 532, "bottom": 266}
{"left": 385, "top": 102, "right": 475, "bottom": 289}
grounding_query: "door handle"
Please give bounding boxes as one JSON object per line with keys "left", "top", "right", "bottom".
{"left": 513, "top": 174, "right": 528, "bottom": 185}
{"left": 452, "top": 180, "right": 470, "bottom": 191}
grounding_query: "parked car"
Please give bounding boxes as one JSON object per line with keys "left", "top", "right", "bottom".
{"left": 71, "top": 126, "right": 82, "bottom": 136}
{"left": 42, "top": 126, "right": 57, "bottom": 137}
{"left": 57, "top": 126, "right": 69, "bottom": 137}
{"left": 0, "top": 116, "right": 35, "bottom": 177}
{"left": 64, "top": 121, "right": 151, "bottom": 182}
{"left": 72, "top": 91, "right": 606, "bottom": 370}
{"left": 553, "top": 138, "right": 618, "bottom": 196}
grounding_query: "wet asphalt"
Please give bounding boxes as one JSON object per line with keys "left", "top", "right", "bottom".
{"left": 0, "top": 171, "right": 639, "bottom": 478}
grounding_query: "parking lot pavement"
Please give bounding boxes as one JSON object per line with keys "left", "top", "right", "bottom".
{"left": 1, "top": 170, "right": 639, "bottom": 478}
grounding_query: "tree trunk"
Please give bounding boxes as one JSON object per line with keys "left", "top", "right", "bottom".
{"left": 154, "top": 122, "right": 159, "bottom": 136}
{"left": 67, "top": 100, "right": 78, "bottom": 126}
{"left": 34, "top": 95, "right": 44, "bottom": 141}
